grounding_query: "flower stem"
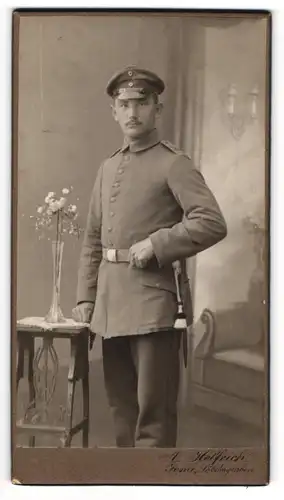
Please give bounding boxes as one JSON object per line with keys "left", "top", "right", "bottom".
{"left": 55, "top": 211, "right": 60, "bottom": 295}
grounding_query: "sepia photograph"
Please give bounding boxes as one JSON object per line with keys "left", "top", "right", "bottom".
{"left": 12, "top": 9, "right": 270, "bottom": 485}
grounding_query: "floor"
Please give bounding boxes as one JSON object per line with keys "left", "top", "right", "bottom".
{"left": 16, "top": 358, "right": 266, "bottom": 448}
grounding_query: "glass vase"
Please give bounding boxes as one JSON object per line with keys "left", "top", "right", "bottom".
{"left": 45, "top": 239, "right": 66, "bottom": 323}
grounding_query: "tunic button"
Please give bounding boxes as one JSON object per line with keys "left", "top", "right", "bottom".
{"left": 110, "top": 196, "right": 116, "bottom": 202}
{"left": 108, "top": 227, "right": 112, "bottom": 232}
{"left": 113, "top": 182, "right": 120, "bottom": 188}
{"left": 118, "top": 168, "right": 124, "bottom": 174}
{"left": 110, "top": 212, "right": 115, "bottom": 217}
{"left": 123, "top": 155, "right": 130, "bottom": 162}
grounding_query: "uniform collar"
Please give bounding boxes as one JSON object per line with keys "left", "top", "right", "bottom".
{"left": 121, "top": 128, "right": 160, "bottom": 153}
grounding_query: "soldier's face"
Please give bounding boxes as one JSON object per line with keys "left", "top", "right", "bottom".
{"left": 111, "top": 95, "right": 163, "bottom": 139}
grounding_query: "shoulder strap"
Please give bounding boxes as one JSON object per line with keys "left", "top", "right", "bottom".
{"left": 161, "top": 140, "right": 191, "bottom": 159}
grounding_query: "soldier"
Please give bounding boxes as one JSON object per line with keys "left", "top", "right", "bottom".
{"left": 72, "top": 66, "right": 227, "bottom": 448}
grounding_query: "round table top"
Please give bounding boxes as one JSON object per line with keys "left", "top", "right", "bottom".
{"left": 16, "top": 316, "right": 90, "bottom": 334}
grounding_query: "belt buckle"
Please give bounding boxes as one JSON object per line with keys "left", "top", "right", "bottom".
{"left": 107, "top": 248, "right": 117, "bottom": 262}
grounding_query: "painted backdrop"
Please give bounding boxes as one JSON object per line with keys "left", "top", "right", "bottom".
{"left": 17, "top": 14, "right": 267, "bottom": 362}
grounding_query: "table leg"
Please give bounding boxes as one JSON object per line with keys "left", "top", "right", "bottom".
{"left": 16, "top": 337, "right": 24, "bottom": 390}
{"left": 16, "top": 335, "right": 36, "bottom": 446}
{"left": 27, "top": 339, "right": 36, "bottom": 447}
{"left": 82, "top": 336, "right": 89, "bottom": 448}
{"left": 62, "top": 338, "right": 77, "bottom": 447}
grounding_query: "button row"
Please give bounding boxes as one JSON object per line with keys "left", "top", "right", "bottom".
{"left": 108, "top": 158, "right": 129, "bottom": 240}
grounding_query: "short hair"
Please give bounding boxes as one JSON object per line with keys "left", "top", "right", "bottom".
{"left": 152, "top": 93, "right": 159, "bottom": 104}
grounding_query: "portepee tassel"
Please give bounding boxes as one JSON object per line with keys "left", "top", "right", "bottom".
{"left": 173, "top": 261, "right": 187, "bottom": 330}
{"left": 173, "top": 260, "right": 188, "bottom": 370}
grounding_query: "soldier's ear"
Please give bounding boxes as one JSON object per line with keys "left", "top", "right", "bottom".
{"left": 156, "top": 102, "right": 163, "bottom": 117}
{"left": 111, "top": 103, "right": 118, "bottom": 122}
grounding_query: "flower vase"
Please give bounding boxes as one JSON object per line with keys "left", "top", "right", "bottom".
{"left": 45, "top": 239, "right": 65, "bottom": 323}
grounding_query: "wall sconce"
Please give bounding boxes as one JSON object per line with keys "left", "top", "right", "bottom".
{"left": 224, "top": 83, "right": 259, "bottom": 140}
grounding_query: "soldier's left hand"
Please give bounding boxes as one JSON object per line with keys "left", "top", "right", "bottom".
{"left": 129, "top": 237, "right": 154, "bottom": 268}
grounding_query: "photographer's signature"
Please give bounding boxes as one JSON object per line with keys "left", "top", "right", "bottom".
{"left": 162, "top": 450, "right": 253, "bottom": 475}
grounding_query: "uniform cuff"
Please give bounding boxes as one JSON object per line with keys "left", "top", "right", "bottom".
{"left": 149, "top": 230, "right": 170, "bottom": 267}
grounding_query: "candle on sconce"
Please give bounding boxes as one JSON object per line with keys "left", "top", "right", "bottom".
{"left": 250, "top": 84, "right": 259, "bottom": 119}
{"left": 222, "top": 82, "right": 260, "bottom": 139}
{"left": 227, "top": 83, "right": 237, "bottom": 116}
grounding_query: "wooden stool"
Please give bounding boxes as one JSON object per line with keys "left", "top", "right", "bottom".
{"left": 16, "top": 317, "right": 90, "bottom": 448}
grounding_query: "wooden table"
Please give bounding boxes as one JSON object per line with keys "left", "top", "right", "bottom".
{"left": 16, "top": 317, "right": 90, "bottom": 448}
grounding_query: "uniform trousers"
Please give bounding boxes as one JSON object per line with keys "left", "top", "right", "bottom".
{"left": 102, "top": 329, "right": 181, "bottom": 448}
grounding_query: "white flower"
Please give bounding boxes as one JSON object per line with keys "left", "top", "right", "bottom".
{"left": 46, "top": 209, "right": 52, "bottom": 216}
{"left": 45, "top": 192, "right": 55, "bottom": 203}
{"left": 49, "top": 201, "right": 60, "bottom": 213}
{"left": 62, "top": 188, "right": 70, "bottom": 195}
{"left": 58, "top": 197, "right": 66, "bottom": 209}
{"left": 70, "top": 204, "right": 77, "bottom": 213}
{"left": 37, "top": 206, "right": 44, "bottom": 214}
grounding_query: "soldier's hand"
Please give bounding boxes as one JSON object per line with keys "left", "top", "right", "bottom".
{"left": 72, "top": 302, "right": 94, "bottom": 323}
{"left": 129, "top": 237, "right": 154, "bottom": 268}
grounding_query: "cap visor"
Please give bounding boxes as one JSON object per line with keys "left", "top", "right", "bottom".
{"left": 116, "top": 89, "right": 147, "bottom": 100}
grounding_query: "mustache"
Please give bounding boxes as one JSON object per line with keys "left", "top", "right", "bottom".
{"left": 126, "top": 120, "right": 142, "bottom": 126}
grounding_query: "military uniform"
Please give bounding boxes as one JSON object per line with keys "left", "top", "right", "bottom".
{"left": 76, "top": 67, "right": 227, "bottom": 447}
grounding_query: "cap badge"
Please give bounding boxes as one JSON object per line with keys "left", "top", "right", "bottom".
{"left": 128, "top": 81, "right": 134, "bottom": 87}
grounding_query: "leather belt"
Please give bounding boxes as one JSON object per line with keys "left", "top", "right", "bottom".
{"left": 102, "top": 248, "right": 130, "bottom": 263}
